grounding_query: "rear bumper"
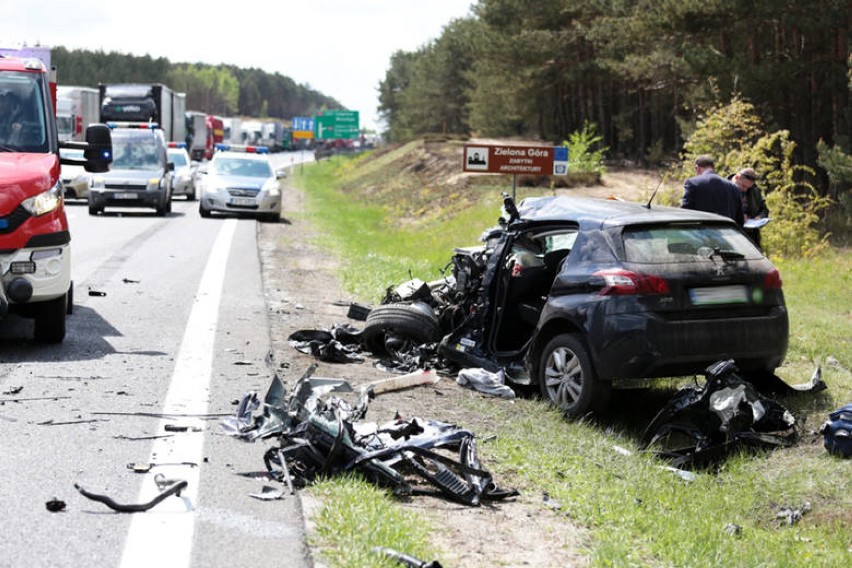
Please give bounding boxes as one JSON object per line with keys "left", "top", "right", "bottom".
{"left": 172, "top": 176, "right": 194, "bottom": 196}
{"left": 588, "top": 306, "right": 789, "bottom": 379}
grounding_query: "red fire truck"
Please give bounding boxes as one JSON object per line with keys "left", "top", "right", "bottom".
{"left": 0, "top": 47, "right": 112, "bottom": 342}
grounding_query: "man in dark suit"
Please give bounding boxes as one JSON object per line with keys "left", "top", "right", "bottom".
{"left": 681, "top": 155, "right": 744, "bottom": 225}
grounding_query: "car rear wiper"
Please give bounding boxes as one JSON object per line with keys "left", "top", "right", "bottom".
{"left": 705, "top": 248, "right": 745, "bottom": 261}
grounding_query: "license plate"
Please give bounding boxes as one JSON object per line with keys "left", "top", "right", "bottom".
{"left": 113, "top": 192, "right": 138, "bottom": 200}
{"left": 229, "top": 197, "right": 256, "bottom": 207}
{"left": 689, "top": 285, "right": 748, "bottom": 305}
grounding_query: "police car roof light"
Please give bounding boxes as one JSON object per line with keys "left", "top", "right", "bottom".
{"left": 168, "top": 141, "right": 187, "bottom": 148}
{"left": 215, "top": 143, "right": 269, "bottom": 154}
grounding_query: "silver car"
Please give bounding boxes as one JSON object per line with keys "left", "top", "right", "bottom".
{"left": 58, "top": 147, "right": 92, "bottom": 200}
{"left": 88, "top": 124, "right": 174, "bottom": 216}
{"left": 197, "top": 145, "right": 283, "bottom": 222}
{"left": 167, "top": 145, "right": 197, "bottom": 200}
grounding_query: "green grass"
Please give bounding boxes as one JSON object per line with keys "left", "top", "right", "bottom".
{"left": 309, "top": 474, "right": 437, "bottom": 568}
{"left": 293, "top": 153, "right": 852, "bottom": 567}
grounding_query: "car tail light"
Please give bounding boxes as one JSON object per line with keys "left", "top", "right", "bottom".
{"left": 593, "top": 269, "right": 670, "bottom": 296}
{"left": 764, "top": 268, "right": 783, "bottom": 289}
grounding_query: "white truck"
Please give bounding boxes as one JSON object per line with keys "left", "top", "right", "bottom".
{"left": 56, "top": 86, "right": 99, "bottom": 142}
{"left": 223, "top": 116, "right": 242, "bottom": 144}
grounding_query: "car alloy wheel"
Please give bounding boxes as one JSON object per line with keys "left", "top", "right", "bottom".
{"left": 539, "top": 333, "right": 610, "bottom": 419}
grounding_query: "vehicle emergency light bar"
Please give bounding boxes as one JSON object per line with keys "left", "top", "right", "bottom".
{"left": 168, "top": 142, "right": 187, "bottom": 148}
{"left": 106, "top": 122, "right": 160, "bottom": 129}
{"left": 214, "top": 144, "right": 269, "bottom": 154}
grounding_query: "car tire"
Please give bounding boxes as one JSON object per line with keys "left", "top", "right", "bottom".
{"left": 187, "top": 188, "right": 196, "bottom": 201}
{"left": 362, "top": 303, "right": 442, "bottom": 356}
{"left": 199, "top": 202, "right": 211, "bottom": 218}
{"left": 33, "top": 293, "right": 67, "bottom": 343}
{"left": 538, "top": 333, "right": 611, "bottom": 419}
{"left": 88, "top": 202, "right": 100, "bottom": 215}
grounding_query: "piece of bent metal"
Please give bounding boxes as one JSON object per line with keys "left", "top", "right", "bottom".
{"left": 74, "top": 474, "right": 188, "bottom": 513}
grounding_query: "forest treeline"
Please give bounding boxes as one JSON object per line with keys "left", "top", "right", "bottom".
{"left": 52, "top": 46, "right": 342, "bottom": 121}
{"left": 378, "top": 0, "right": 849, "bottom": 181}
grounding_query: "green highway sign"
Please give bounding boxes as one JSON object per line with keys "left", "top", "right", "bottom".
{"left": 314, "top": 110, "right": 360, "bottom": 140}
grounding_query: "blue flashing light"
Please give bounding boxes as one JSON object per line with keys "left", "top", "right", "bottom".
{"left": 106, "top": 121, "right": 160, "bottom": 129}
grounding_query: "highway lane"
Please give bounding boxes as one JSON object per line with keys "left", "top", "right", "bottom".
{"left": 0, "top": 151, "right": 312, "bottom": 567}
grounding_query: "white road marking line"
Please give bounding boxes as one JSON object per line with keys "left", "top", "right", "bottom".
{"left": 119, "top": 218, "right": 237, "bottom": 568}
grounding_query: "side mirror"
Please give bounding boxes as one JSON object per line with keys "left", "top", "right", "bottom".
{"left": 83, "top": 124, "right": 113, "bottom": 173}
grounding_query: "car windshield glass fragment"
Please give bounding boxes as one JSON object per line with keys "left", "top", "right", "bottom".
{"left": 623, "top": 224, "right": 762, "bottom": 263}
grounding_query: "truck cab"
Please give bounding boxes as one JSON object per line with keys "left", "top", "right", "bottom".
{"left": 0, "top": 50, "right": 112, "bottom": 342}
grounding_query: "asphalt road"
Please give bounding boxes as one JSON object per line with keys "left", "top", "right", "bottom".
{"left": 0, "top": 151, "right": 313, "bottom": 567}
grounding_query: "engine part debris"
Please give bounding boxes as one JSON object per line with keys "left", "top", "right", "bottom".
{"left": 248, "top": 485, "right": 286, "bottom": 501}
{"left": 221, "top": 366, "right": 517, "bottom": 506}
{"left": 347, "top": 301, "right": 372, "bottom": 321}
{"left": 45, "top": 498, "right": 66, "bottom": 513}
{"left": 776, "top": 502, "right": 812, "bottom": 527}
{"left": 126, "top": 461, "right": 198, "bottom": 473}
{"left": 640, "top": 360, "right": 800, "bottom": 469}
{"left": 74, "top": 474, "right": 188, "bottom": 513}
{"left": 372, "top": 546, "right": 443, "bottom": 568}
{"left": 288, "top": 325, "right": 365, "bottom": 363}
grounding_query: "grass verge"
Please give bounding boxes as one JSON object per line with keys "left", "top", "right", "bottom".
{"left": 294, "top": 152, "right": 851, "bottom": 567}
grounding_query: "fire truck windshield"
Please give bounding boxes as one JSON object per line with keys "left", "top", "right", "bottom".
{"left": 0, "top": 71, "right": 48, "bottom": 152}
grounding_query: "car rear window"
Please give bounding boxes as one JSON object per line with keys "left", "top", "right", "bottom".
{"left": 168, "top": 151, "right": 188, "bottom": 167}
{"left": 623, "top": 224, "right": 762, "bottom": 263}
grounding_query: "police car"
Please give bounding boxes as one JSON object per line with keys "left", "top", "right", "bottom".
{"left": 197, "top": 144, "right": 283, "bottom": 222}
{"left": 88, "top": 122, "right": 174, "bottom": 216}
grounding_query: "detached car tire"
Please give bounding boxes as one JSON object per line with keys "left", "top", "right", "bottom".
{"left": 539, "top": 333, "right": 611, "bottom": 419}
{"left": 362, "top": 303, "right": 442, "bottom": 357}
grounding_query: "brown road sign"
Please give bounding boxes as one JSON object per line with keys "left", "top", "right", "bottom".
{"left": 463, "top": 144, "right": 569, "bottom": 175}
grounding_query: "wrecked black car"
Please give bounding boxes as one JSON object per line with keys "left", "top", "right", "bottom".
{"left": 362, "top": 194, "right": 789, "bottom": 418}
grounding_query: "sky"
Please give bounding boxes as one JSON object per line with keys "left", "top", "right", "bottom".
{"left": 0, "top": 0, "right": 475, "bottom": 131}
